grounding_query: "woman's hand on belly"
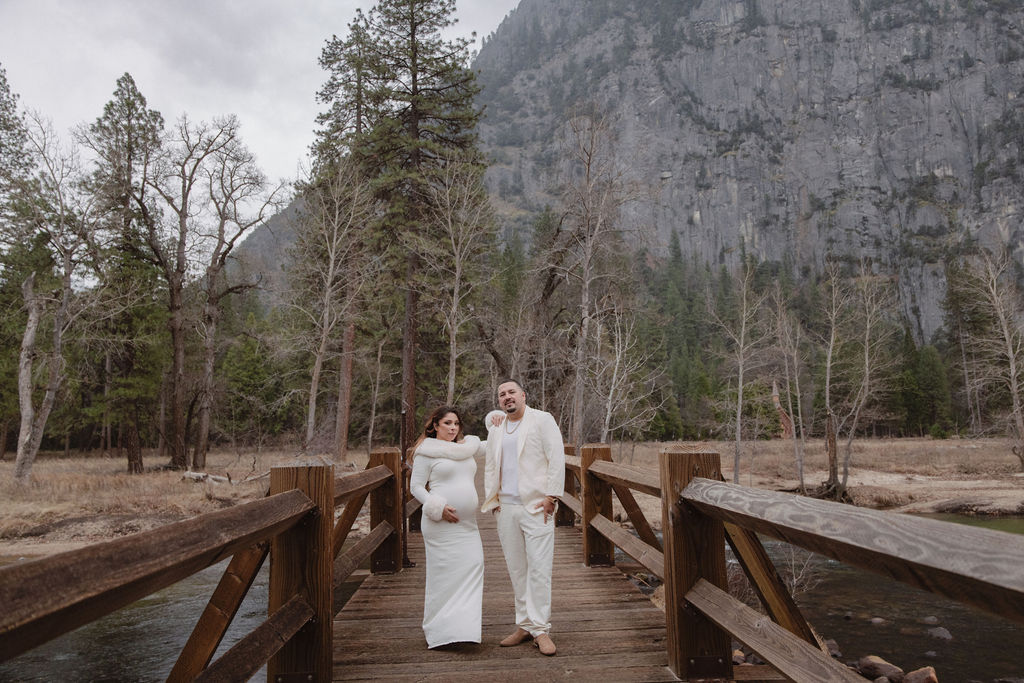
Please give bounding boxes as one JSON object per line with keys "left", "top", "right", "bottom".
{"left": 441, "top": 505, "right": 460, "bottom": 523}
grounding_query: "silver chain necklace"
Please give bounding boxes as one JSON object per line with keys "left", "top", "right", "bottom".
{"left": 504, "top": 417, "right": 523, "bottom": 434}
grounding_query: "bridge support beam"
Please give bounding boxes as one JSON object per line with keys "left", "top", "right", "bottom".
{"left": 268, "top": 464, "right": 334, "bottom": 683}
{"left": 660, "top": 447, "right": 732, "bottom": 680}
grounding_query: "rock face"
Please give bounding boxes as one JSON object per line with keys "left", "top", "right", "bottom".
{"left": 474, "top": 0, "right": 1024, "bottom": 342}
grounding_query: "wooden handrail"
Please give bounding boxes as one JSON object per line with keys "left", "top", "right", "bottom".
{"left": 587, "top": 459, "right": 661, "bottom": 497}
{"left": 564, "top": 454, "right": 581, "bottom": 474}
{"left": 194, "top": 594, "right": 315, "bottom": 683}
{"left": 333, "top": 521, "right": 394, "bottom": 591}
{"left": 333, "top": 464, "right": 392, "bottom": 504}
{"left": 558, "top": 491, "right": 582, "bottom": 516}
{"left": 404, "top": 497, "right": 422, "bottom": 519}
{"left": 682, "top": 477, "right": 1024, "bottom": 625}
{"left": 0, "top": 489, "right": 314, "bottom": 663}
{"left": 685, "top": 579, "right": 861, "bottom": 682}
{"left": 589, "top": 513, "right": 665, "bottom": 578}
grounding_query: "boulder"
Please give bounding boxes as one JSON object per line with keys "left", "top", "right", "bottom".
{"left": 732, "top": 649, "right": 745, "bottom": 664}
{"left": 904, "top": 667, "right": 938, "bottom": 683}
{"left": 824, "top": 638, "right": 842, "bottom": 659}
{"left": 920, "top": 616, "right": 940, "bottom": 625}
{"left": 870, "top": 617, "right": 887, "bottom": 625}
{"left": 926, "top": 626, "right": 953, "bottom": 641}
{"left": 858, "top": 655, "right": 904, "bottom": 682}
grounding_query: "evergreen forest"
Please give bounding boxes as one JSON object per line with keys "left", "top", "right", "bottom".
{"left": 2, "top": 0, "right": 1024, "bottom": 487}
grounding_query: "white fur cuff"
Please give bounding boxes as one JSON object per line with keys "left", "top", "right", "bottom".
{"left": 424, "top": 494, "right": 447, "bottom": 522}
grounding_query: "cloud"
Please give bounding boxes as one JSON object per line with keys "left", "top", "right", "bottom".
{"left": 0, "top": 0, "right": 520, "bottom": 182}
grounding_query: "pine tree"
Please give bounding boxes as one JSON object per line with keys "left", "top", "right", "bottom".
{"left": 329, "top": 0, "right": 483, "bottom": 450}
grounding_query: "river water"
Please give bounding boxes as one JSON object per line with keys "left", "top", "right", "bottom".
{"left": 1, "top": 516, "right": 1021, "bottom": 682}
{"left": 785, "top": 514, "right": 1024, "bottom": 682}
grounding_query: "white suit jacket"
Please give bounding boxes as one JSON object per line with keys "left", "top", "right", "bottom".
{"left": 481, "top": 405, "right": 565, "bottom": 513}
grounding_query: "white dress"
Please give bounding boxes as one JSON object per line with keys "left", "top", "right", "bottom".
{"left": 410, "top": 435, "right": 485, "bottom": 648}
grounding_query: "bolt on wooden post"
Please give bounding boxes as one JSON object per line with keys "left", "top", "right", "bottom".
{"left": 659, "top": 446, "right": 731, "bottom": 680}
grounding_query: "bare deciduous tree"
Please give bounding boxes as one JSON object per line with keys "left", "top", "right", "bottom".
{"left": 959, "top": 250, "right": 1024, "bottom": 469}
{"left": 709, "top": 263, "right": 769, "bottom": 484}
{"left": 772, "top": 283, "right": 809, "bottom": 492}
{"left": 410, "top": 154, "right": 494, "bottom": 404}
{"left": 558, "top": 109, "right": 647, "bottom": 445}
{"left": 588, "top": 302, "right": 664, "bottom": 443}
{"left": 838, "top": 262, "right": 896, "bottom": 489}
{"left": 192, "top": 121, "right": 285, "bottom": 469}
{"left": 287, "top": 159, "right": 378, "bottom": 454}
{"left": 11, "top": 114, "right": 98, "bottom": 481}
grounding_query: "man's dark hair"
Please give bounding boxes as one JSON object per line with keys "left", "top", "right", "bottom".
{"left": 496, "top": 378, "right": 525, "bottom": 393}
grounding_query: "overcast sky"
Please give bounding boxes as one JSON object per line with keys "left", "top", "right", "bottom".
{"left": 0, "top": 0, "right": 519, "bottom": 182}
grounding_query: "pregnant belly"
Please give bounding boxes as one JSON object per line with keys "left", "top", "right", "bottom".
{"left": 433, "top": 483, "right": 478, "bottom": 518}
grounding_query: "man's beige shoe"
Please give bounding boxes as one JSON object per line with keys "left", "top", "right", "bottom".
{"left": 499, "top": 628, "right": 533, "bottom": 647}
{"left": 534, "top": 633, "right": 556, "bottom": 656}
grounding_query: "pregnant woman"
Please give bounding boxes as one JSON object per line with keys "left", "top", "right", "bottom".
{"left": 409, "top": 405, "right": 486, "bottom": 648}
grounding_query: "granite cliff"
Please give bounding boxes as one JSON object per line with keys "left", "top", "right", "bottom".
{"left": 473, "top": 0, "right": 1024, "bottom": 341}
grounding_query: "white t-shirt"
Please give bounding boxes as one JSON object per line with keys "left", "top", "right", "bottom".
{"left": 499, "top": 422, "right": 522, "bottom": 504}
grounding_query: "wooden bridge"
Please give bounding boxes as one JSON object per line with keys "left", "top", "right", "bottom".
{"left": 2, "top": 444, "right": 1024, "bottom": 682}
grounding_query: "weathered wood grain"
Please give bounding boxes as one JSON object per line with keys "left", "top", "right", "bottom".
{"left": 268, "top": 465, "right": 334, "bottom": 683}
{"left": 582, "top": 444, "right": 615, "bottom": 566}
{"left": 333, "top": 521, "right": 393, "bottom": 591}
{"left": 685, "top": 579, "right": 861, "bottom": 682}
{"left": 369, "top": 448, "right": 402, "bottom": 574}
{"left": 683, "top": 477, "right": 1024, "bottom": 625}
{"left": 0, "top": 489, "right": 313, "bottom": 663}
{"left": 588, "top": 513, "right": 665, "bottom": 579}
{"left": 660, "top": 447, "right": 731, "bottom": 679}
{"left": 195, "top": 594, "right": 314, "bottom": 683}
{"left": 332, "top": 465, "right": 391, "bottom": 504}
{"left": 588, "top": 459, "right": 662, "bottom": 498}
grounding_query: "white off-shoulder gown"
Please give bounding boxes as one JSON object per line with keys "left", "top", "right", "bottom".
{"left": 409, "top": 435, "right": 485, "bottom": 648}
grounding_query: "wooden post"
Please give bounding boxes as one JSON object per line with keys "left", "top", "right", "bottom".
{"left": 556, "top": 444, "right": 576, "bottom": 527}
{"left": 370, "top": 447, "right": 403, "bottom": 573}
{"left": 581, "top": 443, "right": 614, "bottom": 566}
{"left": 660, "top": 446, "right": 731, "bottom": 680}
{"left": 267, "top": 464, "right": 334, "bottom": 683}
{"left": 405, "top": 447, "right": 422, "bottom": 533}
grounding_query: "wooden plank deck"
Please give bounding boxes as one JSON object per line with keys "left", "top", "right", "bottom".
{"left": 332, "top": 456, "right": 677, "bottom": 682}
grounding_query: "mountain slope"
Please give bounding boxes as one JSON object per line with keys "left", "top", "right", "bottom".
{"left": 473, "top": 0, "right": 1024, "bottom": 341}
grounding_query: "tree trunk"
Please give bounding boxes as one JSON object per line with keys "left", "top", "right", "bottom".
{"left": 306, "top": 348, "right": 325, "bottom": 450}
{"left": 825, "top": 411, "right": 839, "bottom": 489}
{"left": 14, "top": 271, "right": 68, "bottom": 483}
{"left": 401, "top": 258, "right": 419, "bottom": 460}
{"left": 193, "top": 301, "right": 219, "bottom": 471}
{"left": 167, "top": 280, "right": 188, "bottom": 469}
{"left": 0, "top": 418, "right": 8, "bottom": 461}
{"left": 572, "top": 279, "right": 591, "bottom": 447}
{"left": 102, "top": 349, "right": 112, "bottom": 455}
{"left": 126, "top": 416, "right": 143, "bottom": 474}
{"left": 334, "top": 321, "right": 355, "bottom": 461}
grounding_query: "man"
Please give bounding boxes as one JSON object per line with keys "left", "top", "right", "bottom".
{"left": 481, "top": 379, "right": 565, "bottom": 656}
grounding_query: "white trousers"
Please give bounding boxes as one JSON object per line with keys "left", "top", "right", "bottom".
{"left": 496, "top": 503, "right": 554, "bottom": 636}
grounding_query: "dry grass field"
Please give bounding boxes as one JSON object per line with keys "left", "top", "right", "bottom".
{"left": 1, "top": 436, "right": 1021, "bottom": 557}
{"left": 0, "top": 448, "right": 370, "bottom": 557}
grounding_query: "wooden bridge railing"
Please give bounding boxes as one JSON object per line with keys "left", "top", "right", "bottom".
{"left": 558, "top": 443, "right": 1024, "bottom": 682}
{"left": 0, "top": 447, "right": 410, "bottom": 682}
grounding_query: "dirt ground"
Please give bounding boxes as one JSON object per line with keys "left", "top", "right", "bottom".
{"left": 1, "top": 437, "right": 1022, "bottom": 558}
